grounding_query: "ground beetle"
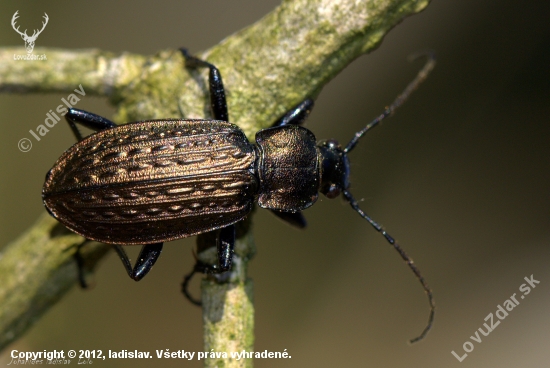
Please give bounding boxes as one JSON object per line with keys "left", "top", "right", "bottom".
{"left": 42, "top": 49, "right": 436, "bottom": 343}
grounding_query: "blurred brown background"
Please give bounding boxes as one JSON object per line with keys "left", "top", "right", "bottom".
{"left": 0, "top": 1, "right": 549, "bottom": 367}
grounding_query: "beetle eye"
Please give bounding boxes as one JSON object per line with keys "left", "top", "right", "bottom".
{"left": 325, "top": 185, "right": 341, "bottom": 199}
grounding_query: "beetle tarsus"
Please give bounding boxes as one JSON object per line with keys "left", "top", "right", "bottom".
{"left": 113, "top": 243, "right": 163, "bottom": 281}
{"left": 181, "top": 225, "right": 236, "bottom": 305}
{"left": 181, "top": 260, "right": 213, "bottom": 306}
{"left": 181, "top": 258, "right": 229, "bottom": 307}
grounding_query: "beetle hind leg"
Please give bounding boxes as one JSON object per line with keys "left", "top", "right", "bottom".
{"left": 114, "top": 243, "right": 163, "bottom": 281}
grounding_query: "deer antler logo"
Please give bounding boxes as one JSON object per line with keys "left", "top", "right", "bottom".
{"left": 11, "top": 11, "right": 49, "bottom": 54}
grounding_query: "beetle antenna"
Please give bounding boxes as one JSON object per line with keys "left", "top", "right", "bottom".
{"left": 344, "top": 52, "right": 436, "bottom": 153}
{"left": 342, "top": 189, "right": 435, "bottom": 343}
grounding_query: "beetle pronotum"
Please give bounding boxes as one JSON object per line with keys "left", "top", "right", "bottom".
{"left": 43, "top": 49, "right": 436, "bottom": 343}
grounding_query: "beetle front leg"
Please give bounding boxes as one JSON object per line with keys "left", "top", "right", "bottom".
{"left": 64, "top": 108, "right": 117, "bottom": 141}
{"left": 272, "top": 98, "right": 315, "bottom": 127}
{"left": 113, "top": 243, "right": 163, "bottom": 281}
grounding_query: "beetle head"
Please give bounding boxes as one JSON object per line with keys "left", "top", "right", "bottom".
{"left": 318, "top": 139, "right": 350, "bottom": 199}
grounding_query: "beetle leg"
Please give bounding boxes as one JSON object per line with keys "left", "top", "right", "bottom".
{"left": 64, "top": 108, "right": 117, "bottom": 141}
{"left": 181, "top": 259, "right": 210, "bottom": 306}
{"left": 272, "top": 98, "right": 315, "bottom": 127}
{"left": 270, "top": 210, "right": 307, "bottom": 229}
{"left": 180, "top": 48, "right": 229, "bottom": 122}
{"left": 181, "top": 225, "right": 236, "bottom": 305}
{"left": 113, "top": 243, "right": 163, "bottom": 281}
{"left": 217, "top": 224, "right": 236, "bottom": 272}
{"left": 74, "top": 240, "right": 91, "bottom": 288}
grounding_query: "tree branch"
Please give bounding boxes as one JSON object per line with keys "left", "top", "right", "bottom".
{"left": 0, "top": 0, "right": 430, "bottom": 362}
{"left": 0, "top": 215, "right": 109, "bottom": 350}
{"left": 0, "top": 48, "right": 145, "bottom": 97}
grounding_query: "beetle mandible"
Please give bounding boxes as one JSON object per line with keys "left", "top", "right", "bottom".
{"left": 42, "top": 49, "right": 436, "bottom": 343}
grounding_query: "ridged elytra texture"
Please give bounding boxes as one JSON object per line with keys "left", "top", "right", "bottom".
{"left": 43, "top": 120, "right": 257, "bottom": 244}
